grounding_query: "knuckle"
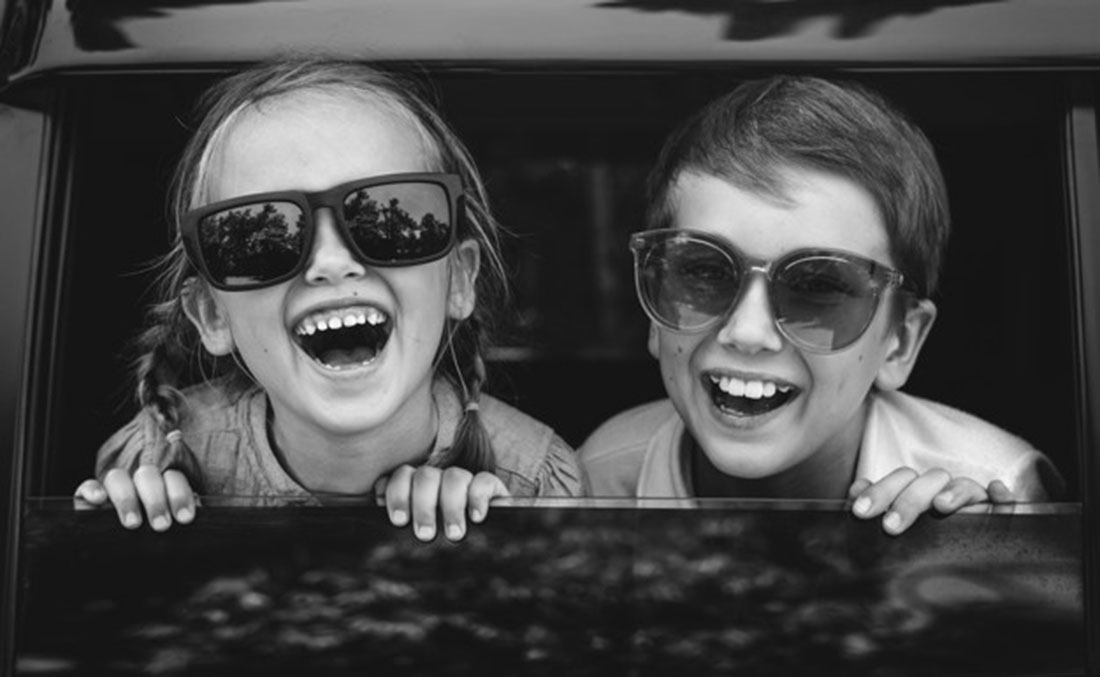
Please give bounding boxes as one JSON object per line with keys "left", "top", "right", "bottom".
{"left": 132, "top": 464, "right": 160, "bottom": 480}
{"left": 895, "top": 466, "right": 919, "bottom": 482}
{"left": 445, "top": 467, "right": 473, "bottom": 481}
{"left": 924, "top": 467, "right": 952, "bottom": 484}
{"left": 103, "top": 468, "right": 129, "bottom": 484}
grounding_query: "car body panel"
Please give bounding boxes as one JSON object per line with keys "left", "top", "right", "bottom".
{"left": 0, "top": 101, "right": 48, "bottom": 676}
{"left": 2, "top": 0, "right": 1100, "bottom": 90}
{"left": 14, "top": 499, "right": 1086, "bottom": 676}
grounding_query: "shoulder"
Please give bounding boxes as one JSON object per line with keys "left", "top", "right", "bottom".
{"left": 865, "top": 390, "right": 1064, "bottom": 499}
{"left": 478, "top": 394, "right": 584, "bottom": 497}
{"left": 177, "top": 378, "right": 256, "bottom": 429}
{"left": 578, "top": 399, "right": 680, "bottom": 496}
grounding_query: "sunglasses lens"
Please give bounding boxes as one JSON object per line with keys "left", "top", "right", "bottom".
{"left": 198, "top": 201, "right": 306, "bottom": 287}
{"left": 343, "top": 182, "right": 453, "bottom": 263}
{"left": 637, "top": 236, "right": 742, "bottom": 331}
{"left": 773, "top": 256, "right": 878, "bottom": 351}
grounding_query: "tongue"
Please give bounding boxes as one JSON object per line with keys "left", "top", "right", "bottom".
{"left": 319, "top": 346, "right": 378, "bottom": 368}
{"left": 712, "top": 390, "right": 789, "bottom": 417}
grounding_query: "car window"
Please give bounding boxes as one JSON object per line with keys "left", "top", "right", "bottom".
{"left": 29, "top": 72, "right": 1078, "bottom": 495}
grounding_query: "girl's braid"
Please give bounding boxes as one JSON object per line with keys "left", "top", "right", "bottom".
{"left": 436, "top": 314, "right": 495, "bottom": 474}
{"left": 131, "top": 294, "right": 207, "bottom": 489}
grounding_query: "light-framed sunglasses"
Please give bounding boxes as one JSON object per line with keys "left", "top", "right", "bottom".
{"left": 630, "top": 228, "right": 910, "bottom": 353}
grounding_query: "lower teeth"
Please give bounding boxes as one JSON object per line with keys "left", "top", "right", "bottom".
{"left": 319, "top": 347, "right": 378, "bottom": 368}
{"left": 712, "top": 389, "right": 790, "bottom": 416}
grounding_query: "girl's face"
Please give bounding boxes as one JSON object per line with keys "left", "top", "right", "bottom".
{"left": 650, "top": 167, "right": 913, "bottom": 490}
{"left": 189, "top": 91, "right": 475, "bottom": 446}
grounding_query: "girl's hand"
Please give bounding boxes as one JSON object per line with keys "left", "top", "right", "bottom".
{"left": 848, "top": 468, "right": 1015, "bottom": 535}
{"left": 378, "top": 465, "right": 510, "bottom": 542}
{"left": 73, "top": 466, "right": 197, "bottom": 531}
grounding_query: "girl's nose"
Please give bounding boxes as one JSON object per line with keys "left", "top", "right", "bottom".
{"left": 303, "top": 210, "right": 368, "bottom": 285}
{"left": 715, "top": 274, "right": 785, "bottom": 354}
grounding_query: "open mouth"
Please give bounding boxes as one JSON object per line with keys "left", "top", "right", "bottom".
{"left": 706, "top": 373, "right": 797, "bottom": 417}
{"left": 293, "top": 305, "right": 393, "bottom": 370}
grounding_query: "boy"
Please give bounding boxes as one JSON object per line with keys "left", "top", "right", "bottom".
{"left": 579, "top": 76, "right": 1062, "bottom": 534}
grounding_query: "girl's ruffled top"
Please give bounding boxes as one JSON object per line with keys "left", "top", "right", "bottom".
{"left": 96, "top": 377, "right": 585, "bottom": 501}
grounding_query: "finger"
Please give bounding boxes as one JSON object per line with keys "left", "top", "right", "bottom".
{"left": 73, "top": 479, "right": 109, "bottom": 509}
{"left": 988, "top": 480, "right": 1016, "bottom": 504}
{"left": 411, "top": 466, "right": 443, "bottom": 542}
{"left": 384, "top": 465, "right": 415, "bottom": 527}
{"left": 880, "top": 468, "right": 952, "bottom": 535}
{"left": 931, "top": 477, "right": 988, "bottom": 513}
{"left": 850, "top": 467, "right": 920, "bottom": 519}
{"left": 468, "top": 472, "right": 510, "bottom": 524}
{"left": 373, "top": 475, "right": 388, "bottom": 507}
{"left": 133, "top": 465, "right": 173, "bottom": 532}
{"left": 439, "top": 467, "right": 474, "bottom": 541}
{"left": 848, "top": 477, "right": 872, "bottom": 500}
{"left": 102, "top": 468, "right": 143, "bottom": 529}
{"left": 163, "top": 470, "right": 197, "bottom": 524}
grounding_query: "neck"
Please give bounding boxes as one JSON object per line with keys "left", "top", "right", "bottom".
{"left": 691, "top": 403, "right": 866, "bottom": 500}
{"left": 266, "top": 389, "right": 439, "bottom": 495}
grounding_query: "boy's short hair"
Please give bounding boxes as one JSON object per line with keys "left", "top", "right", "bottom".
{"left": 646, "top": 76, "right": 949, "bottom": 299}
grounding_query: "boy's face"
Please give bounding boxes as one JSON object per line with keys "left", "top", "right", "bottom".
{"left": 651, "top": 167, "right": 910, "bottom": 482}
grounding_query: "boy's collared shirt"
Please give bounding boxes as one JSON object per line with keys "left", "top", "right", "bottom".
{"left": 579, "top": 390, "right": 1062, "bottom": 501}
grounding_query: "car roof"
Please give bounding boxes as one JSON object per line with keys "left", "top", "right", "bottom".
{"left": 2, "top": 0, "right": 1100, "bottom": 90}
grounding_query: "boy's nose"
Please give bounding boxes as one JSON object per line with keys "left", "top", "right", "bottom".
{"left": 715, "top": 274, "right": 785, "bottom": 354}
{"left": 303, "top": 209, "right": 368, "bottom": 285}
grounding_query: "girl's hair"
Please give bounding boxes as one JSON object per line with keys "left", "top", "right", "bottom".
{"left": 647, "top": 75, "right": 950, "bottom": 300}
{"left": 135, "top": 57, "right": 508, "bottom": 476}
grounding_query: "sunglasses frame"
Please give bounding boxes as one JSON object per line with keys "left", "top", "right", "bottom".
{"left": 630, "top": 228, "right": 907, "bottom": 353}
{"left": 181, "top": 172, "right": 463, "bottom": 291}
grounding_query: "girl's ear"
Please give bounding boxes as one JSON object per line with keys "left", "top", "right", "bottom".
{"left": 181, "top": 281, "right": 236, "bottom": 356}
{"left": 447, "top": 240, "right": 481, "bottom": 320}
{"left": 874, "top": 296, "right": 937, "bottom": 392}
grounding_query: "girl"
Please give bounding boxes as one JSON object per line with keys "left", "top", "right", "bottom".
{"left": 73, "top": 57, "right": 584, "bottom": 541}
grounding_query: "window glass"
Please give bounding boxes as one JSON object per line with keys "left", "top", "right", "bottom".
{"left": 39, "top": 72, "right": 1075, "bottom": 495}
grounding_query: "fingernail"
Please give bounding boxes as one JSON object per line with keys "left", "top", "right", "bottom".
{"left": 122, "top": 512, "right": 141, "bottom": 529}
{"left": 415, "top": 524, "right": 435, "bottom": 541}
{"left": 446, "top": 524, "right": 464, "bottom": 541}
{"left": 391, "top": 509, "right": 408, "bottom": 526}
{"left": 151, "top": 515, "right": 170, "bottom": 531}
{"left": 852, "top": 497, "right": 871, "bottom": 517}
{"left": 89, "top": 487, "right": 104, "bottom": 500}
{"left": 469, "top": 508, "right": 483, "bottom": 523}
{"left": 883, "top": 512, "right": 902, "bottom": 533}
{"left": 176, "top": 507, "right": 194, "bottom": 523}
{"left": 938, "top": 491, "right": 956, "bottom": 507}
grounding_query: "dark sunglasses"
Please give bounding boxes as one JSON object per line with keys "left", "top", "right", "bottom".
{"left": 181, "top": 172, "right": 462, "bottom": 291}
{"left": 631, "top": 229, "right": 908, "bottom": 353}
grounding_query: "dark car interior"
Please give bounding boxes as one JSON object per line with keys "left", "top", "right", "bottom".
{"left": 29, "top": 68, "right": 1077, "bottom": 497}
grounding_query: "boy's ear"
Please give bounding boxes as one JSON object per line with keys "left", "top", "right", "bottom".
{"left": 181, "top": 280, "right": 236, "bottom": 356}
{"left": 447, "top": 239, "right": 480, "bottom": 320}
{"left": 874, "top": 296, "right": 937, "bottom": 392}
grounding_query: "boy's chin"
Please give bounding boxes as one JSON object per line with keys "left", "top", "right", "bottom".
{"left": 695, "top": 437, "right": 794, "bottom": 480}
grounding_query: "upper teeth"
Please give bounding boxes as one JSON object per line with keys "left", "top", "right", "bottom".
{"left": 296, "top": 308, "right": 386, "bottom": 336}
{"left": 710, "top": 375, "right": 792, "bottom": 399}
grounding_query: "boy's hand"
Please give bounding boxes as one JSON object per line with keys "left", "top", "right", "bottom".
{"left": 73, "top": 466, "right": 197, "bottom": 531}
{"left": 378, "top": 465, "right": 509, "bottom": 542}
{"left": 848, "top": 468, "right": 1015, "bottom": 535}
